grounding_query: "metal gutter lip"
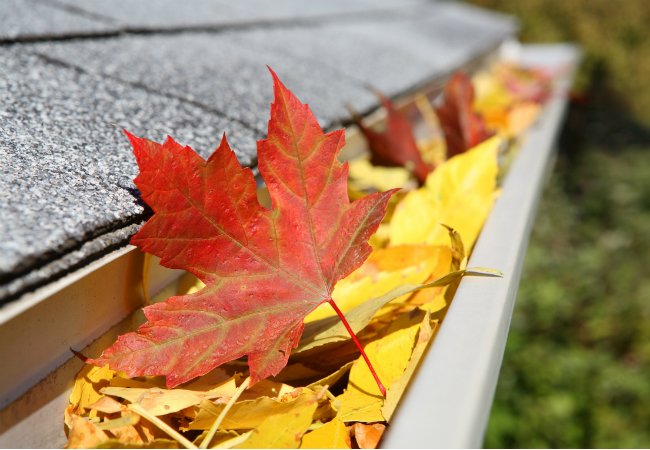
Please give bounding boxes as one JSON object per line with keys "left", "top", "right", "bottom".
{"left": 381, "top": 43, "right": 582, "bottom": 449}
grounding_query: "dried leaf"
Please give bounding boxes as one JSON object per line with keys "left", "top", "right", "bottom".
{"left": 306, "top": 361, "right": 354, "bottom": 391}
{"left": 95, "top": 412, "right": 140, "bottom": 430}
{"left": 273, "top": 362, "right": 325, "bottom": 384}
{"left": 351, "top": 423, "right": 386, "bottom": 449}
{"left": 381, "top": 310, "right": 435, "bottom": 421}
{"left": 389, "top": 136, "right": 501, "bottom": 250}
{"left": 101, "top": 386, "right": 224, "bottom": 416}
{"left": 99, "top": 412, "right": 148, "bottom": 446}
{"left": 69, "top": 365, "right": 116, "bottom": 415}
{"left": 239, "top": 379, "right": 294, "bottom": 401}
{"left": 336, "top": 389, "right": 384, "bottom": 423}
{"left": 435, "top": 72, "right": 494, "bottom": 158}
{"left": 66, "top": 414, "right": 108, "bottom": 449}
{"left": 300, "top": 415, "right": 351, "bottom": 449}
{"left": 500, "top": 63, "right": 552, "bottom": 104}
{"left": 351, "top": 93, "right": 432, "bottom": 183}
{"left": 234, "top": 393, "right": 319, "bottom": 448}
{"left": 506, "top": 102, "right": 541, "bottom": 136}
{"left": 108, "top": 375, "right": 165, "bottom": 390}
{"left": 87, "top": 396, "right": 124, "bottom": 415}
{"left": 337, "top": 312, "right": 422, "bottom": 422}
{"left": 190, "top": 389, "right": 329, "bottom": 432}
{"left": 210, "top": 431, "right": 252, "bottom": 449}
{"left": 298, "top": 265, "right": 483, "bottom": 354}
{"left": 94, "top": 438, "right": 180, "bottom": 448}
{"left": 181, "top": 369, "right": 237, "bottom": 393}
{"left": 348, "top": 157, "right": 415, "bottom": 192}
{"left": 473, "top": 63, "right": 549, "bottom": 137}
{"left": 305, "top": 245, "right": 449, "bottom": 323}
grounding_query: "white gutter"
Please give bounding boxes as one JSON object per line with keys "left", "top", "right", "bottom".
{"left": 381, "top": 43, "right": 581, "bottom": 448}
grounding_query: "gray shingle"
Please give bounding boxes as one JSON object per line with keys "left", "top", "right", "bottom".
{"left": 0, "top": 49, "right": 259, "bottom": 299}
{"left": 52, "top": 0, "right": 253, "bottom": 30}
{"left": 214, "top": 0, "right": 428, "bottom": 22}
{"left": 53, "top": 0, "right": 427, "bottom": 30}
{"left": 224, "top": 5, "right": 513, "bottom": 101}
{"left": 31, "top": 32, "right": 379, "bottom": 132}
{"left": 0, "top": 0, "right": 116, "bottom": 41}
{"left": 402, "top": 2, "right": 518, "bottom": 59}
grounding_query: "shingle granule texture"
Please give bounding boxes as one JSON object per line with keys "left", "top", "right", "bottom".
{"left": 0, "top": 0, "right": 117, "bottom": 41}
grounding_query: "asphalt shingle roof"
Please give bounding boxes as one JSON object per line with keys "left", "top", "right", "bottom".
{"left": 0, "top": 0, "right": 516, "bottom": 303}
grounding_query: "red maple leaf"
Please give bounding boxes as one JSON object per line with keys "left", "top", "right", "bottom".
{"left": 89, "top": 69, "right": 396, "bottom": 393}
{"left": 435, "top": 72, "right": 493, "bottom": 158}
{"left": 351, "top": 93, "right": 432, "bottom": 184}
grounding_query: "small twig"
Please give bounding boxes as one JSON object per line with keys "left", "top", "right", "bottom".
{"left": 128, "top": 403, "right": 197, "bottom": 449}
{"left": 200, "top": 377, "right": 251, "bottom": 449}
{"left": 322, "top": 386, "right": 336, "bottom": 402}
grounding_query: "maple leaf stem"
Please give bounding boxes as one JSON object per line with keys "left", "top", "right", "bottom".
{"left": 327, "top": 298, "right": 387, "bottom": 398}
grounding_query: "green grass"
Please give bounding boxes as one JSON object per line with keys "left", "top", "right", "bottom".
{"left": 464, "top": 0, "right": 650, "bottom": 447}
{"left": 486, "top": 139, "right": 650, "bottom": 448}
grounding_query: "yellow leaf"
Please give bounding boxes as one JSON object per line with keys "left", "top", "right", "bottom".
{"left": 108, "top": 375, "right": 165, "bottom": 390}
{"left": 337, "top": 313, "right": 422, "bottom": 422}
{"left": 473, "top": 70, "right": 514, "bottom": 116}
{"left": 305, "top": 245, "right": 449, "bottom": 323}
{"left": 349, "top": 314, "right": 422, "bottom": 395}
{"left": 389, "top": 136, "right": 501, "bottom": 250}
{"left": 306, "top": 361, "right": 354, "bottom": 392}
{"left": 66, "top": 414, "right": 108, "bottom": 448}
{"left": 337, "top": 390, "right": 384, "bottom": 423}
{"left": 381, "top": 311, "right": 435, "bottom": 421}
{"left": 409, "top": 288, "right": 448, "bottom": 313}
{"left": 95, "top": 412, "right": 140, "bottom": 430}
{"left": 190, "top": 389, "right": 327, "bottom": 432}
{"left": 417, "top": 136, "right": 447, "bottom": 168}
{"left": 94, "top": 438, "right": 180, "bottom": 448}
{"left": 506, "top": 102, "right": 541, "bottom": 137}
{"left": 104, "top": 425, "right": 145, "bottom": 445}
{"left": 348, "top": 157, "right": 415, "bottom": 192}
{"left": 101, "top": 386, "right": 225, "bottom": 416}
{"left": 351, "top": 422, "right": 386, "bottom": 449}
{"left": 239, "top": 379, "right": 295, "bottom": 401}
{"left": 182, "top": 368, "right": 238, "bottom": 393}
{"left": 473, "top": 63, "right": 546, "bottom": 138}
{"left": 299, "top": 265, "right": 496, "bottom": 355}
{"left": 69, "top": 364, "right": 116, "bottom": 416}
{"left": 300, "top": 415, "right": 351, "bottom": 449}
{"left": 274, "top": 363, "right": 328, "bottom": 385}
{"left": 368, "top": 222, "right": 391, "bottom": 250}
{"left": 211, "top": 431, "right": 253, "bottom": 449}
{"left": 87, "top": 395, "right": 124, "bottom": 415}
{"left": 234, "top": 394, "right": 319, "bottom": 448}
{"left": 97, "top": 412, "right": 150, "bottom": 447}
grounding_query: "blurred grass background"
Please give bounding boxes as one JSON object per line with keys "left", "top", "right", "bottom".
{"left": 467, "top": 0, "right": 650, "bottom": 447}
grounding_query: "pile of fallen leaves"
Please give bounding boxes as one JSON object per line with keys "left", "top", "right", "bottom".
{"left": 65, "top": 61, "right": 552, "bottom": 449}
